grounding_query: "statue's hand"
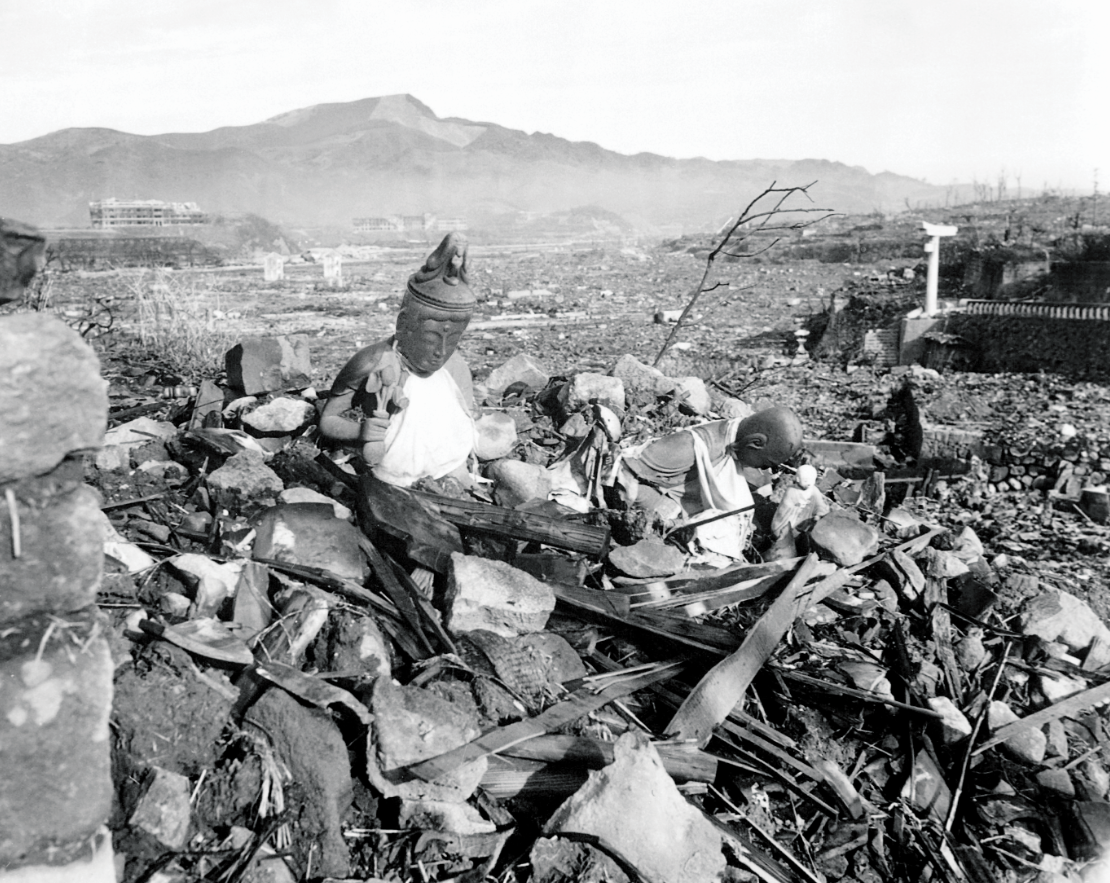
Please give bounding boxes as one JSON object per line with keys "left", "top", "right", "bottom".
{"left": 362, "top": 350, "right": 410, "bottom": 414}
{"left": 359, "top": 409, "right": 391, "bottom": 466}
{"left": 359, "top": 410, "right": 391, "bottom": 443}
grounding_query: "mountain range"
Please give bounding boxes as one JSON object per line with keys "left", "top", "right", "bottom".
{"left": 0, "top": 94, "right": 951, "bottom": 231}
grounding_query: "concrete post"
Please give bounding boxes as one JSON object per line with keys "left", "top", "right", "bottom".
{"left": 921, "top": 222, "right": 958, "bottom": 316}
{"left": 263, "top": 252, "right": 284, "bottom": 282}
{"left": 323, "top": 252, "right": 342, "bottom": 281}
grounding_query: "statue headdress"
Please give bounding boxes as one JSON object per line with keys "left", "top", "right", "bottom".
{"left": 404, "top": 232, "right": 475, "bottom": 314}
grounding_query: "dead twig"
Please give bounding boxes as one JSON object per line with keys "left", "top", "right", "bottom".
{"left": 653, "top": 181, "right": 837, "bottom": 367}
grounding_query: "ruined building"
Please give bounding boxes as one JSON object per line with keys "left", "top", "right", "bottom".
{"left": 89, "top": 199, "right": 207, "bottom": 228}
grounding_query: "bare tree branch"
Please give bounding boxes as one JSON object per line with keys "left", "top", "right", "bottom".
{"left": 652, "top": 182, "right": 838, "bottom": 367}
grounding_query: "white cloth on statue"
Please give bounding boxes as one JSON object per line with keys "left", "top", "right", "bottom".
{"left": 372, "top": 368, "right": 476, "bottom": 487}
{"left": 685, "top": 421, "right": 753, "bottom": 559}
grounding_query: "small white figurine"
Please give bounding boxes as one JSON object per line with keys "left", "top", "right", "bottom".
{"left": 768, "top": 464, "right": 831, "bottom": 559}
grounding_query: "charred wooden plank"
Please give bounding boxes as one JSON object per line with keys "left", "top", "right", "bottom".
{"left": 357, "top": 474, "right": 463, "bottom": 573}
{"left": 410, "top": 488, "right": 611, "bottom": 559}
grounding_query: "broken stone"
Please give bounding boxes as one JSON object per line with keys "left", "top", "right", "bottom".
{"left": 901, "top": 750, "right": 951, "bottom": 820}
{"left": 206, "top": 450, "right": 284, "bottom": 513}
{"left": 883, "top": 507, "right": 927, "bottom": 539}
{"left": 159, "top": 592, "right": 192, "bottom": 618}
{"left": 485, "top": 353, "right": 551, "bottom": 397}
{"left": 475, "top": 412, "right": 518, "bottom": 460}
{"left": 955, "top": 630, "right": 987, "bottom": 670}
{"left": 244, "top": 687, "right": 352, "bottom": 879}
{"left": 225, "top": 336, "right": 312, "bottom": 395}
{"left": 0, "top": 624, "right": 114, "bottom": 865}
{"left": 128, "top": 766, "right": 192, "bottom": 849}
{"left": 168, "top": 554, "right": 245, "bottom": 617}
{"left": 3, "top": 480, "right": 105, "bottom": 621}
{"left": 1047, "top": 719, "right": 1069, "bottom": 759}
{"left": 988, "top": 700, "right": 1047, "bottom": 764}
{"left": 445, "top": 553, "right": 555, "bottom": 638}
{"left": 102, "top": 417, "right": 177, "bottom": 449}
{"left": 316, "top": 610, "right": 391, "bottom": 682}
{"left": 558, "top": 372, "right": 625, "bottom": 415}
{"left": 609, "top": 353, "right": 675, "bottom": 396}
{"left": 0, "top": 313, "right": 108, "bottom": 483}
{"left": 189, "top": 379, "right": 225, "bottom": 430}
{"left": 922, "top": 547, "right": 970, "bottom": 580}
{"left": 0, "top": 827, "right": 116, "bottom": 883}
{"left": 487, "top": 459, "right": 552, "bottom": 508}
{"left": 252, "top": 503, "right": 365, "bottom": 581}
{"left": 608, "top": 539, "right": 687, "bottom": 579}
{"left": 136, "top": 460, "right": 187, "bottom": 486}
{"left": 840, "top": 661, "right": 894, "bottom": 701}
{"left": 544, "top": 731, "right": 725, "bottom": 883}
{"left": 951, "top": 525, "right": 985, "bottom": 562}
{"left": 674, "top": 376, "right": 711, "bottom": 415}
{"left": 873, "top": 579, "right": 899, "bottom": 612}
{"left": 180, "top": 511, "right": 213, "bottom": 534}
{"left": 240, "top": 397, "right": 316, "bottom": 436}
{"left": 1037, "top": 769, "right": 1076, "bottom": 798}
{"left": 558, "top": 412, "right": 591, "bottom": 439}
{"left": 1080, "top": 759, "right": 1110, "bottom": 800}
{"left": 1070, "top": 801, "right": 1110, "bottom": 861}
{"left": 92, "top": 445, "right": 130, "bottom": 472}
{"left": 278, "top": 487, "right": 352, "bottom": 520}
{"left": 1021, "top": 589, "right": 1110, "bottom": 655}
{"left": 713, "top": 396, "right": 754, "bottom": 420}
{"left": 232, "top": 561, "right": 273, "bottom": 640}
{"left": 809, "top": 512, "right": 880, "bottom": 567}
{"left": 368, "top": 678, "right": 487, "bottom": 802}
{"left": 1039, "top": 672, "right": 1087, "bottom": 704}
{"left": 927, "top": 696, "right": 972, "bottom": 745}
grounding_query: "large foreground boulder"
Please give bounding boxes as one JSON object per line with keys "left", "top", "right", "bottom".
{"left": 545, "top": 731, "right": 726, "bottom": 883}
{"left": 0, "top": 313, "right": 107, "bottom": 483}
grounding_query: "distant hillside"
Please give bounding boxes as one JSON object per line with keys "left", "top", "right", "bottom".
{"left": 0, "top": 94, "right": 952, "bottom": 230}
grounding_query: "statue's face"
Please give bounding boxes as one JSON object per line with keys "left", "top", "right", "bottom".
{"left": 396, "top": 309, "right": 469, "bottom": 377}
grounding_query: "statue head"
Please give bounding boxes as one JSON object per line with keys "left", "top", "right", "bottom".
{"left": 729, "top": 406, "right": 804, "bottom": 470}
{"left": 795, "top": 463, "right": 818, "bottom": 489}
{"left": 395, "top": 233, "right": 476, "bottom": 377}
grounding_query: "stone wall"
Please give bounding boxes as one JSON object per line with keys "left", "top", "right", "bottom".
{"left": 0, "top": 219, "right": 116, "bottom": 880}
{"left": 946, "top": 309, "right": 1110, "bottom": 381}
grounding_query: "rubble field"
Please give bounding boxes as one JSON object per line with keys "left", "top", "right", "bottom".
{"left": 39, "top": 239, "right": 1110, "bottom": 883}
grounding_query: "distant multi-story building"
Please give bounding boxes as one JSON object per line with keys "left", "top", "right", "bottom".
{"left": 89, "top": 199, "right": 208, "bottom": 228}
{"left": 432, "top": 217, "right": 468, "bottom": 232}
{"left": 353, "top": 217, "right": 403, "bottom": 232}
{"left": 353, "top": 213, "right": 467, "bottom": 234}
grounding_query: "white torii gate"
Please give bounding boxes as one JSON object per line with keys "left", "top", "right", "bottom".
{"left": 921, "top": 222, "right": 958, "bottom": 316}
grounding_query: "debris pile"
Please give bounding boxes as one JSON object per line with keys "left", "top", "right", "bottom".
{"left": 75, "top": 336, "right": 1110, "bottom": 883}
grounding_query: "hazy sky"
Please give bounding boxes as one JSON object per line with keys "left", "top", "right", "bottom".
{"left": 2, "top": 0, "right": 1104, "bottom": 191}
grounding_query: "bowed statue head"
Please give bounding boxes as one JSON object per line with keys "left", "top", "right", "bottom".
{"left": 728, "top": 406, "right": 804, "bottom": 470}
{"left": 395, "top": 233, "right": 476, "bottom": 377}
